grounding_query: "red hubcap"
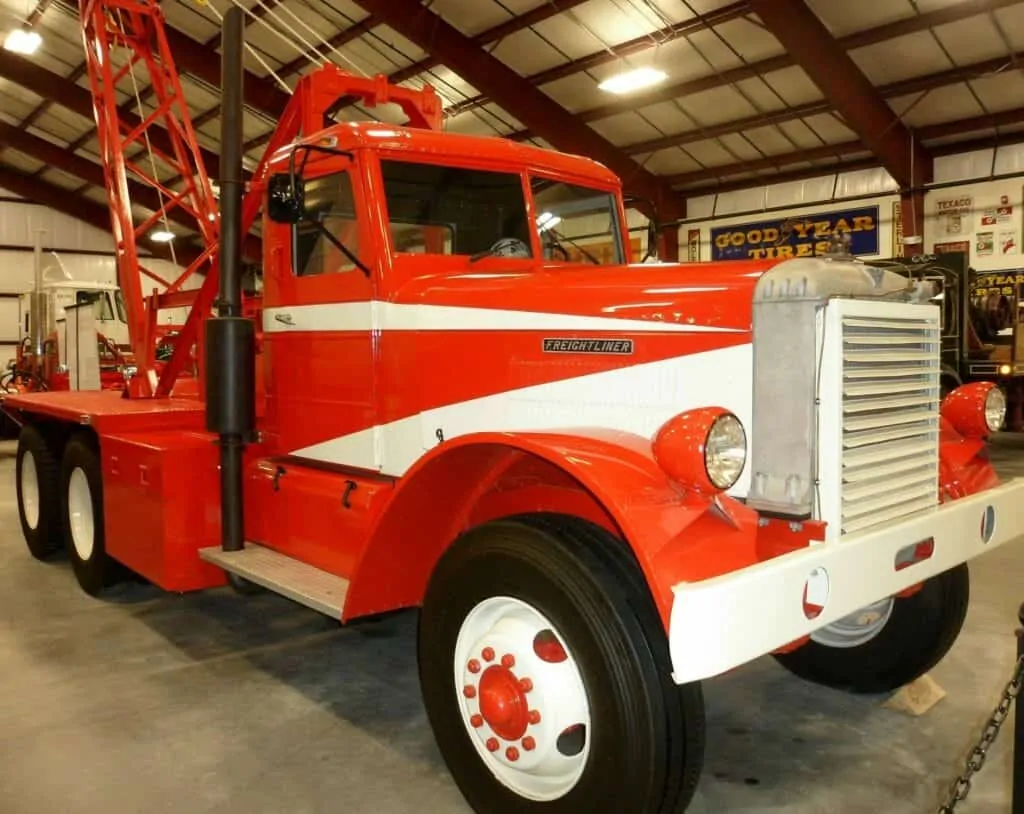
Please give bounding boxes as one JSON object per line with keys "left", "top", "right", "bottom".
{"left": 478, "top": 665, "right": 530, "bottom": 741}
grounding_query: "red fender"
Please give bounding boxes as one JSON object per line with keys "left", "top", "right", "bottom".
{"left": 342, "top": 429, "right": 765, "bottom": 628}
{"left": 939, "top": 415, "right": 1001, "bottom": 499}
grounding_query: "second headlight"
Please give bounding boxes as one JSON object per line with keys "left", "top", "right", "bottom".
{"left": 985, "top": 386, "right": 1007, "bottom": 432}
{"left": 705, "top": 413, "right": 747, "bottom": 490}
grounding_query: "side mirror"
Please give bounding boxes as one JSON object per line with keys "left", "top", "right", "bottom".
{"left": 267, "top": 173, "right": 304, "bottom": 224}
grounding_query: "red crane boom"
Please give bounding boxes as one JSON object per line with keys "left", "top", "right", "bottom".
{"left": 77, "top": 0, "right": 442, "bottom": 400}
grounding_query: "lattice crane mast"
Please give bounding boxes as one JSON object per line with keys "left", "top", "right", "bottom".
{"left": 77, "top": 0, "right": 443, "bottom": 400}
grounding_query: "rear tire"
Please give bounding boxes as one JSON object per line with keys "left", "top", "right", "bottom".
{"left": 774, "top": 564, "right": 969, "bottom": 693}
{"left": 418, "top": 516, "right": 705, "bottom": 814}
{"left": 61, "top": 433, "right": 120, "bottom": 596}
{"left": 16, "top": 424, "right": 63, "bottom": 560}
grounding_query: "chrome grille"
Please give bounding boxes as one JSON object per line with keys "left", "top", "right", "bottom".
{"left": 839, "top": 313, "right": 941, "bottom": 534}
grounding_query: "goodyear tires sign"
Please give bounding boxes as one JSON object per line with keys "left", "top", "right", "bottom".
{"left": 710, "top": 206, "right": 880, "bottom": 260}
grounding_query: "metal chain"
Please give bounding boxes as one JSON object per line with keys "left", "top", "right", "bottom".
{"left": 937, "top": 652, "right": 1024, "bottom": 812}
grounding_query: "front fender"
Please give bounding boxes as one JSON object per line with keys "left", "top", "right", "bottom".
{"left": 940, "top": 415, "right": 1001, "bottom": 499}
{"left": 343, "top": 429, "right": 761, "bottom": 626}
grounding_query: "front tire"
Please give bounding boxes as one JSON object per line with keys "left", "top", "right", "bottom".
{"left": 61, "top": 433, "right": 120, "bottom": 596}
{"left": 16, "top": 424, "right": 64, "bottom": 560}
{"left": 418, "top": 516, "right": 705, "bottom": 814}
{"left": 774, "top": 564, "right": 969, "bottom": 693}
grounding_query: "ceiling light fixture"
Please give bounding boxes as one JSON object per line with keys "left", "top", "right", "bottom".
{"left": 150, "top": 229, "right": 175, "bottom": 243}
{"left": 537, "top": 211, "right": 562, "bottom": 232}
{"left": 4, "top": 29, "right": 42, "bottom": 55}
{"left": 598, "top": 67, "right": 667, "bottom": 95}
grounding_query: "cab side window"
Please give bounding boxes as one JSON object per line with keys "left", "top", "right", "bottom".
{"left": 294, "top": 171, "right": 360, "bottom": 277}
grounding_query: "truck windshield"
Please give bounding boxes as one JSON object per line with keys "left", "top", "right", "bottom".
{"left": 379, "top": 160, "right": 532, "bottom": 259}
{"left": 76, "top": 290, "right": 114, "bottom": 321}
{"left": 530, "top": 176, "right": 625, "bottom": 265}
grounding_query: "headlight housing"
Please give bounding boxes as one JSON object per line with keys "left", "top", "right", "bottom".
{"left": 941, "top": 381, "right": 1006, "bottom": 438}
{"left": 985, "top": 386, "right": 1006, "bottom": 432}
{"left": 653, "top": 407, "right": 748, "bottom": 493}
{"left": 704, "top": 413, "right": 747, "bottom": 490}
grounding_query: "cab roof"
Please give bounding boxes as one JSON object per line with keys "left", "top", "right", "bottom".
{"left": 277, "top": 120, "right": 622, "bottom": 190}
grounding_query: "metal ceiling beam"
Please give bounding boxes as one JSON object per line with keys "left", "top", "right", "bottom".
{"left": 668, "top": 141, "right": 871, "bottom": 186}
{"left": 445, "top": 1, "right": 751, "bottom": 120}
{"left": 687, "top": 157, "right": 883, "bottom": 198}
{"left": 0, "top": 124, "right": 263, "bottom": 259}
{"left": 918, "top": 106, "right": 1024, "bottom": 141}
{"left": 505, "top": 0, "right": 1020, "bottom": 139}
{"left": 670, "top": 107, "right": 1024, "bottom": 192}
{"left": 620, "top": 51, "right": 1024, "bottom": 158}
{"left": 351, "top": 0, "right": 688, "bottom": 220}
{"left": 0, "top": 165, "right": 199, "bottom": 264}
{"left": 0, "top": 51, "right": 224, "bottom": 180}
{"left": 276, "top": 15, "right": 381, "bottom": 79}
{"left": 383, "top": 0, "right": 592, "bottom": 88}
{"left": 281, "top": 0, "right": 592, "bottom": 123}
{"left": 4, "top": 125, "right": 168, "bottom": 228}
{"left": 674, "top": 124, "right": 1024, "bottom": 201}
{"left": 743, "top": 0, "right": 930, "bottom": 188}
{"left": 161, "top": 27, "right": 291, "bottom": 120}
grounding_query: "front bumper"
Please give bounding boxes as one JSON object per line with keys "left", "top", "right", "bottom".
{"left": 668, "top": 477, "right": 1024, "bottom": 684}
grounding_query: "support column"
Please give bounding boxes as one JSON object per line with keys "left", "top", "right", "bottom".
{"left": 657, "top": 226, "right": 679, "bottom": 262}
{"left": 899, "top": 189, "right": 926, "bottom": 258}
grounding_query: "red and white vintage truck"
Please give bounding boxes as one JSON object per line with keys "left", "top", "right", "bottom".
{"left": 6, "top": 5, "right": 1024, "bottom": 812}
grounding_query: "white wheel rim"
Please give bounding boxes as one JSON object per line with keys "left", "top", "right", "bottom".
{"left": 453, "top": 596, "right": 592, "bottom": 802}
{"left": 67, "top": 467, "right": 95, "bottom": 561}
{"left": 810, "top": 596, "right": 894, "bottom": 649}
{"left": 20, "top": 450, "right": 40, "bottom": 530}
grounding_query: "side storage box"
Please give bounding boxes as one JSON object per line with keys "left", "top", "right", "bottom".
{"left": 101, "top": 430, "right": 227, "bottom": 592}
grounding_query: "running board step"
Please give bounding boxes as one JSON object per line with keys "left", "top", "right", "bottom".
{"left": 199, "top": 544, "right": 349, "bottom": 618}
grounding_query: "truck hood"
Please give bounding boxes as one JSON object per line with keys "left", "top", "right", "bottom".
{"left": 395, "top": 259, "right": 781, "bottom": 334}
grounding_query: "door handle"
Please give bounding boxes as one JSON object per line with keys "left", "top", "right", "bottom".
{"left": 274, "top": 312, "right": 295, "bottom": 326}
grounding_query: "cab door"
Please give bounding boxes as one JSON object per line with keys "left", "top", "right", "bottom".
{"left": 261, "top": 160, "right": 379, "bottom": 471}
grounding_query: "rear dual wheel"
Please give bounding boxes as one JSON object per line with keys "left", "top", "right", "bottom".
{"left": 419, "top": 517, "right": 705, "bottom": 814}
{"left": 16, "top": 425, "right": 119, "bottom": 596}
{"left": 62, "top": 434, "right": 120, "bottom": 596}
{"left": 16, "top": 425, "right": 63, "bottom": 560}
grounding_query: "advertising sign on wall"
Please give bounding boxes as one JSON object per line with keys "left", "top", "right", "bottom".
{"left": 710, "top": 206, "right": 880, "bottom": 261}
{"left": 935, "top": 195, "right": 972, "bottom": 235}
{"left": 934, "top": 240, "right": 970, "bottom": 256}
{"left": 687, "top": 229, "right": 700, "bottom": 262}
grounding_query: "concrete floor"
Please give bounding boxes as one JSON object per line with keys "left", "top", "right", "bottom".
{"left": 0, "top": 438, "right": 1021, "bottom": 814}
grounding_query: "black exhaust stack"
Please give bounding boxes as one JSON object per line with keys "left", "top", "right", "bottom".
{"left": 206, "top": 4, "right": 255, "bottom": 553}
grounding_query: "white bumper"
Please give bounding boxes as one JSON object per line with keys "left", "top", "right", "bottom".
{"left": 668, "top": 478, "right": 1024, "bottom": 684}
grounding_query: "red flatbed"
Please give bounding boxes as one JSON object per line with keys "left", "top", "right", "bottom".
{"left": 3, "top": 390, "right": 206, "bottom": 434}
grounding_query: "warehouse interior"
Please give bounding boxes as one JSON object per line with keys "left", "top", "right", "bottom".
{"left": 1, "top": 0, "right": 1023, "bottom": 812}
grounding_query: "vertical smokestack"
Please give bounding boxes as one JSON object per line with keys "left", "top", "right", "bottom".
{"left": 219, "top": 5, "right": 243, "bottom": 320}
{"left": 30, "top": 228, "right": 45, "bottom": 359}
{"left": 206, "top": 4, "right": 255, "bottom": 553}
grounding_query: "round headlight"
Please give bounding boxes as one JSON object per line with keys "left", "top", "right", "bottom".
{"left": 985, "top": 386, "right": 1006, "bottom": 432}
{"left": 705, "top": 413, "right": 747, "bottom": 490}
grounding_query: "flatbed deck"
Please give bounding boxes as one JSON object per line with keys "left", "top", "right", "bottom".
{"left": 2, "top": 390, "right": 206, "bottom": 434}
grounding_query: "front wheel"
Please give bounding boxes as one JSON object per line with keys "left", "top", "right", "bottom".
{"left": 418, "top": 517, "right": 705, "bottom": 814}
{"left": 774, "top": 564, "right": 969, "bottom": 693}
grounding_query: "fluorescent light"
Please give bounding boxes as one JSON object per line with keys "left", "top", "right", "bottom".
{"left": 537, "top": 212, "right": 561, "bottom": 232}
{"left": 4, "top": 29, "right": 41, "bottom": 55}
{"left": 150, "top": 230, "right": 175, "bottom": 243}
{"left": 598, "top": 67, "right": 666, "bottom": 95}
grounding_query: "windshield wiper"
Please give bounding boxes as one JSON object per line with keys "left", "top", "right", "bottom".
{"left": 546, "top": 228, "right": 601, "bottom": 265}
{"left": 304, "top": 215, "right": 370, "bottom": 277}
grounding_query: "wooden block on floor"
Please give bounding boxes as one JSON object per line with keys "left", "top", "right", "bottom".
{"left": 882, "top": 673, "right": 946, "bottom": 716}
